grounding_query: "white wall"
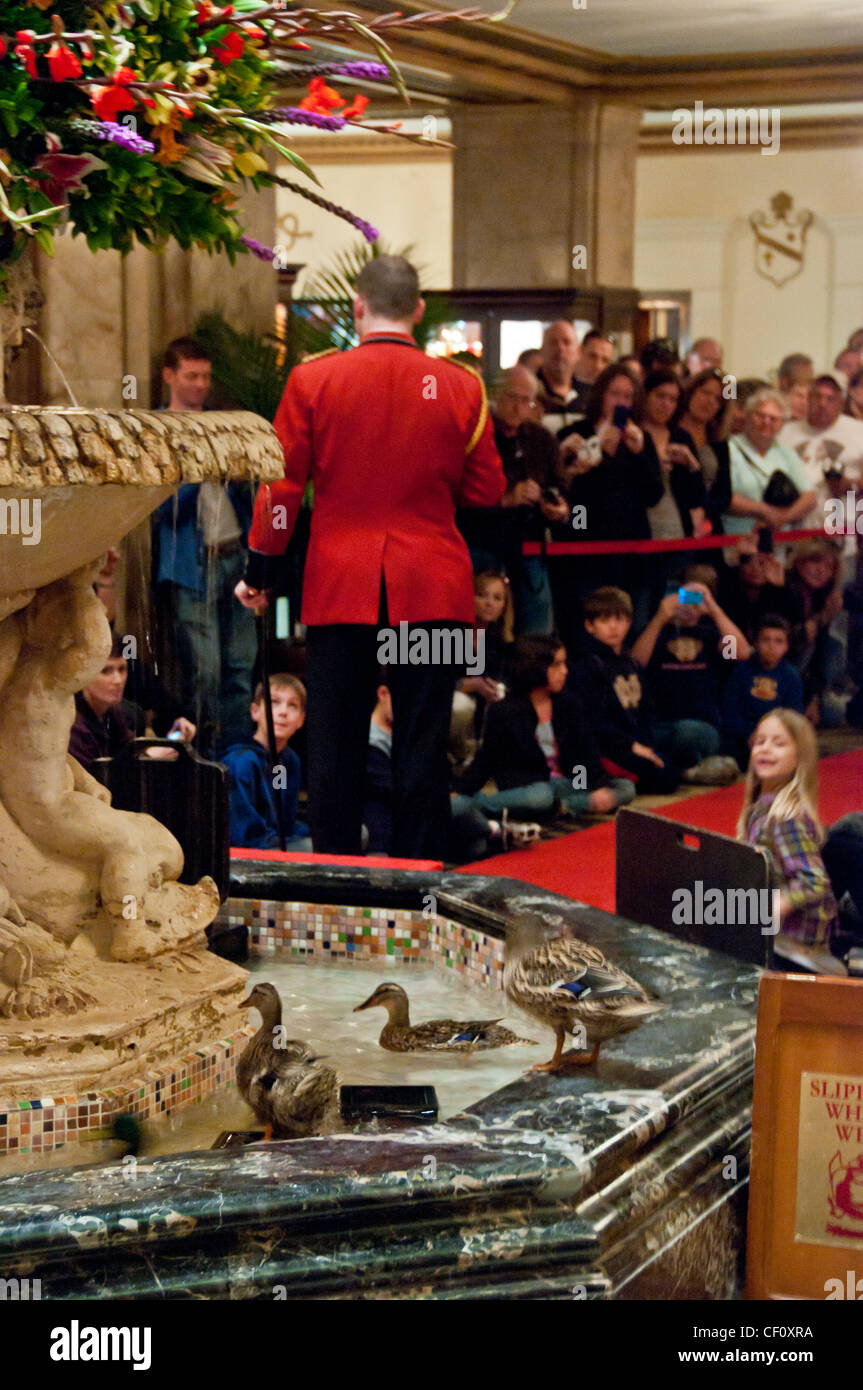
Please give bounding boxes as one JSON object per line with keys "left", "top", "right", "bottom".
{"left": 276, "top": 153, "right": 452, "bottom": 295}
{"left": 635, "top": 146, "right": 863, "bottom": 377}
{"left": 628, "top": 145, "right": 861, "bottom": 380}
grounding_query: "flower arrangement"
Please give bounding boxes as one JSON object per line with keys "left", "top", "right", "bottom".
{"left": 0, "top": 1, "right": 512, "bottom": 297}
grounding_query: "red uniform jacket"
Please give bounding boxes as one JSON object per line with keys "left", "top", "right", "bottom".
{"left": 248, "top": 332, "right": 506, "bottom": 625}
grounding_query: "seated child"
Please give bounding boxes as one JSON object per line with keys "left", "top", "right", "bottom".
{"left": 450, "top": 569, "right": 513, "bottom": 771}
{"left": 221, "top": 674, "right": 312, "bottom": 851}
{"left": 629, "top": 564, "right": 748, "bottom": 783}
{"left": 738, "top": 709, "right": 840, "bottom": 974}
{"left": 570, "top": 587, "right": 681, "bottom": 793}
{"left": 365, "top": 681, "right": 535, "bottom": 860}
{"left": 456, "top": 634, "right": 635, "bottom": 817}
{"left": 722, "top": 615, "right": 804, "bottom": 767}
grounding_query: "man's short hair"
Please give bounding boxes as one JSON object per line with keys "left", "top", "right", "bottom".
{"left": 163, "top": 337, "right": 211, "bottom": 371}
{"left": 355, "top": 255, "right": 420, "bottom": 319}
{"left": 582, "top": 329, "right": 614, "bottom": 348}
{"left": 252, "top": 672, "right": 306, "bottom": 712}
{"left": 584, "top": 586, "right": 633, "bottom": 621}
{"left": 755, "top": 613, "right": 791, "bottom": 639}
{"left": 776, "top": 352, "right": 812, "bottom": 389}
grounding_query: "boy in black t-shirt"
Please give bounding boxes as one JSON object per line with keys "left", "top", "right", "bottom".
{"left": 570, "top": 586, "right": 680, "bottom": 794}
{"left": 630, "top": 566, "right": 749, "bottom": 783}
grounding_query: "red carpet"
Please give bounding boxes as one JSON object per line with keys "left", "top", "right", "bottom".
{"left": 454, "top": 749, "right": 863, "bottom": 913}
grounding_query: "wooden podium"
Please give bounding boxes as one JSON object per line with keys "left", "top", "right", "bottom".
{"left": 747, "top": 972, "right": 863, "bottom": 1299}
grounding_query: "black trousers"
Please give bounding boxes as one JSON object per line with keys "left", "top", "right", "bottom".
{"left": 305, "top": 606, "right": 459, "bottom": 860}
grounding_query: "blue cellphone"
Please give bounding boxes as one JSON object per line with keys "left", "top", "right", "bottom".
{"left": 678, "top": 587, "right": 702, "bottom": 605}
{"left": 613, "top": 404, "right": 630, "bottom": 429}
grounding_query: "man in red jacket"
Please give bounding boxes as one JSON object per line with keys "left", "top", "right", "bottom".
{"left": 236, "top": 256, "right": 505, "bottom": 858}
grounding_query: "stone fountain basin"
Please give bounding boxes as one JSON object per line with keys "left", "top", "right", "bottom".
{"left": 0, "top": 407, "right": 285, "bottom": 596}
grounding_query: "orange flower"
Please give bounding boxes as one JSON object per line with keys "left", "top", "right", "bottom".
{"left": 154, "top": 112, "right": 188, "bottom": 166}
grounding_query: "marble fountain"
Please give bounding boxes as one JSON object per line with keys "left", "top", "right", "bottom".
{"left": 0, "top": 408, "right": 761, "bottom": 1299}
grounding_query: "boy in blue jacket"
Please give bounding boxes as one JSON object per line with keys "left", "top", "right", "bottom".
{"left": 722, "top": 614, "right": 804, "bottom": 766}
{"left": 222, "top": 674, "right": 312, "bottom": 850}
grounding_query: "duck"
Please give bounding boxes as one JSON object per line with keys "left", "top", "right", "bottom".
{"left": 353, "top": 981, "right": 535, "bottom": 1052}
{"left": 504, "top": 926, "right": 664, "bottom": 1073}
{"left": 238, "top": 983, "right": 340, "bottom": 1139}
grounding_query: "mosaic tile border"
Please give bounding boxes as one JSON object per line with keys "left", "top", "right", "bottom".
{"left": 0, "top": 903, "right": 504, "bottom": 1158}
{"left": 0, "top": 1031, "right": 254, "bottom": 1160}
{"left": 220, "top": 899, "right": 507, "bottom": 992}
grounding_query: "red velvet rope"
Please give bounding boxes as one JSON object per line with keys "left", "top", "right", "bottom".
{"left": 522, "top": 527, "right": 830, "bottom": 557}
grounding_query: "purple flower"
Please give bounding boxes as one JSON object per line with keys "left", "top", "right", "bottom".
{"left": 331, "top": 62, "right": 389, "bottom": 82}
{"left": 266, "top": 107, "right": 346, "bottom": 131}
{"left": 241, "top": 234, "right": 276, "bottom": 262}
{"left": 68, "top": 118, "right": 155, "bottom": 154}
{"left": 355, "top": 219, "right": 379, "bottom": 244}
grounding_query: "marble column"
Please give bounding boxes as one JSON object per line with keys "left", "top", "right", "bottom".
{"left": 32, "top": 179, "right": 277, "bottom": 409}
{"left": 451, "top": 98, "right": 641, "bottom": 290}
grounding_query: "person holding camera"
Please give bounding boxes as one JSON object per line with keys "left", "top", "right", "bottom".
{"left": 552, "top": 363, "right": 664, "bottom": 646}
{"left": 483, "top": 365, "right": 568, "bottom": 635}
{"left": 723, "top": 388, "right": 816, "bottom": 537}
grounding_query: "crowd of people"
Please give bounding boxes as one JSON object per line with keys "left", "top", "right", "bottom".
{"left": 69, "top": 308, "right": 863, "bottom": 971}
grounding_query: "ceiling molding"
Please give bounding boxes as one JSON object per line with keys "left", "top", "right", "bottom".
{"left": 640, "top": 115, "right": 863, "bottom": 153}
{"left": 276, "top": 4, "right": 863, "bottom": 108}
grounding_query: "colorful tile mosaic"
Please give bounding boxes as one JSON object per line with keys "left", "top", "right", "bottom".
{"left": 0, "top": 902, "right": 504, "bottom": 1159}
{"left": 217, "top": 898, "right": 507, "bottom": 991}
{"left": 0, "top": 1030, "right": 254, "bottom": 1160}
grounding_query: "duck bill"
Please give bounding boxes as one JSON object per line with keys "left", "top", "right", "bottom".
{"left": 353, "top": 992, "right": 377, "bottom": 1013}
{"left": 239, "top": 995, "right": 255, "bottom": 1009}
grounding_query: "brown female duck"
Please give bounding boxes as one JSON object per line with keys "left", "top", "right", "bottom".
{"left": 353, "top": 981, "right": 534, "bottom": 1052}
{"left": 239, "top": 982, "right": 340, "bottom": 1138}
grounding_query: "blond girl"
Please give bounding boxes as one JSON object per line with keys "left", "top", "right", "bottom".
{"left": 737, "top": 708, "right": 840, "bottom": 972}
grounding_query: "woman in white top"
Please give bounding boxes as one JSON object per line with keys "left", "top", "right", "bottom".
{"left": 724, "top": 388, "right": 816, "bottom": 537}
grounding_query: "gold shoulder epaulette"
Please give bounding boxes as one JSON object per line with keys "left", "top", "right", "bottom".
{"left": 298, "top": 347, "right": 340, "bottom": 364}
{"left": 448, "top": 359, "right": 489, "bottom": 455}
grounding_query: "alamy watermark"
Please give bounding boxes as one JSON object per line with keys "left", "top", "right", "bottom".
{"left": 672, "top": 101, "right": 780, "bottom": 156}
{"left": 671, "top": 881, "right": 780, "bottom": 935}
{"left": 377, "top": 621, "right": 485, "bottom": 676}
{"left": 0, "top": 497, "right": 40, "bottom": 546}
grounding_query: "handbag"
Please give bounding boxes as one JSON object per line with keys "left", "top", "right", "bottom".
{"left": 735, "top": 439, "right": 800, "bottom": 508}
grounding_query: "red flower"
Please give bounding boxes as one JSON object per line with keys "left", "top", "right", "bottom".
{"left": 0, "top": 39, "right": 7, "bottom": 60}
{"left": 308, "top": 77, "right": 344, "bottom": 110}
{"left": 91, "top": 83, "right": 136, "bottom": 122}
{"left": 212, "top": 30, "right": 244, "bottom": 66}
{"left": 48, "top": 43, "right": 83, "bottom": 82}
{"left": 14, "top": 34, "right": 37, "bottom": 79}
{"left": 114, "top": 67, "right": 138, "bottom": 86}
{"left": 196, "top": 0, "right": 213, "bottom": 20}
{"left": 242, "top": 24, "right": 265, "bottom": 41}
{"left": 341, "top": 94, "right": 370, "bottom": 121}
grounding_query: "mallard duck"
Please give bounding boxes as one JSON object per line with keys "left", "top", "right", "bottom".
{"left": 353, "top": 981, "right": 535, "bottom": 1052}
{"left": 238, "top": 983, "right": 340, "bottom": 1139}
{"left": 504, "top": 928, "right": 664, "bottom": 1072}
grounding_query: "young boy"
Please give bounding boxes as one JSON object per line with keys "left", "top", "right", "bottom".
{"left": 570, "top": 586, "right": 680, "bottom": 793}
{"left": 221, "top": 674, "right": 312, "bottom": 850}
{"left": 630, "top": 565, "right": 748, "bottom": 783}
{"left": 722, "top": 615, "right": 805, "bottom": 766}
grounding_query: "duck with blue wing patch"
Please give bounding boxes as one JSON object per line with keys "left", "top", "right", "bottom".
{"left": 353, "top": 981, "right": 536, "bottom": 1053}
{"left": 505, "top": 925, "right": 665, "bottom": 1073}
